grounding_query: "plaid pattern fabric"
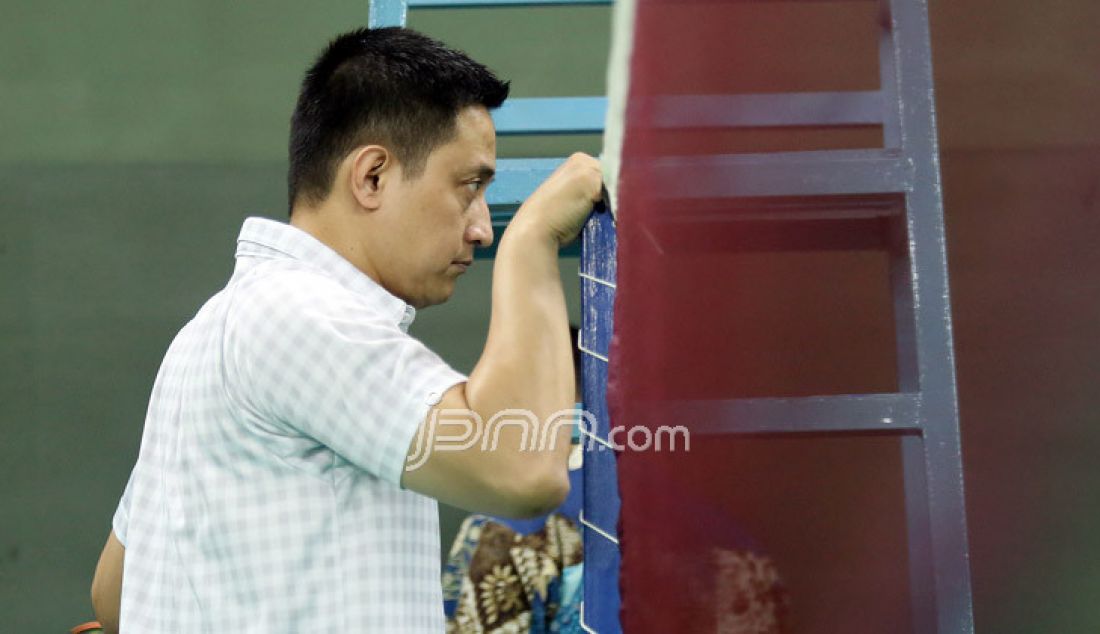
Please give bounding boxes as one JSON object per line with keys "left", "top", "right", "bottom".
{"left": 113, "top": 217, "right": 466, "bottom": 632}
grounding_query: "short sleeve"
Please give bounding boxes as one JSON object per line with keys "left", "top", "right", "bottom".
{"left": 112, "top": 470, "right": 134, "bottom": 546}
{"left": 225, "top": 270, "right": 467, "bottom": 486}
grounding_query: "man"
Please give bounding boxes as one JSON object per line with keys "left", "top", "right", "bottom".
{"left": 91, "top": 27, "right": 601, "bottom": 632}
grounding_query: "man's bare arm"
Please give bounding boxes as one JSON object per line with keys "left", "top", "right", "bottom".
{"left": 402, "top": 153, "right": 601, "bottom": 517}
{"left": 91, "top": 530, "right": 124, "bottom": 634}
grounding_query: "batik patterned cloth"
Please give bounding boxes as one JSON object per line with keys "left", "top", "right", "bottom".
{"left": 442, "top": 514, "right": 583, "bottom": 633}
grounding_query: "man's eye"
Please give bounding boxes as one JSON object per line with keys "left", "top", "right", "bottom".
{"left": 465, "top": 180, "right": 482, "bottom": 194}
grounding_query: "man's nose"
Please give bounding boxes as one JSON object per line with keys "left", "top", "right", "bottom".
{"left": 465, "top": 196, "right": 494, "bottom": 248}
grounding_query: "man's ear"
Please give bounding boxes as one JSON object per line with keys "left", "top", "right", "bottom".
{"left": 348, "top": 145, "right": 394, "bottom": 211}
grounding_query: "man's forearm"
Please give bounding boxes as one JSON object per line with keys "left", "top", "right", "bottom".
{"left": 465, "top": 217, "right": 575, "bottom": 454}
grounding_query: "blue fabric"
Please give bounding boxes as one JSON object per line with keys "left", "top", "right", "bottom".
{"left": 528, "top": 563, "right": 583, "bottom": 634}
{"left": 549, "top": 564, "right": 584, "bottom": 633}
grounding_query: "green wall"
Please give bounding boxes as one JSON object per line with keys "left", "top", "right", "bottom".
{"left": 0, "top": 2, "right": 605, "bottom": 629}
{"left": 4, "top": 1, "right": 1098, "bottom": 632}
{"left": 0, "top": 1, "right": 609, "bottom": 163}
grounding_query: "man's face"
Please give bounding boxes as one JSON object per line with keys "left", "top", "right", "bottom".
{"left": 375, "top": 106, "right": 496, "bottom": 308}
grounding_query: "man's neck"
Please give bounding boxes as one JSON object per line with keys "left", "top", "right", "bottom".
{"left": 290, "top": 205, "right": 381, "bottom": 285}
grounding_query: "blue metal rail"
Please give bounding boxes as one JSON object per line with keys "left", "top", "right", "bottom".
{"left": 369, "top": 0, "right": 973, "bottom": 631}
{"left": 494, "top": 91, "right": 883, "bottom": 135}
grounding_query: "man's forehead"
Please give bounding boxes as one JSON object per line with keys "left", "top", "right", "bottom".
{"left": 424, "top": 106, "right": 496, "bottom": 174}
{"left": 428, "top": 143, "right": 494, "bottom": 176}
{"left": 451, "top": 114, "right": 496, "bottom": 166}
{"left": 455, "top": 107, "right": 496, "bottom": 143}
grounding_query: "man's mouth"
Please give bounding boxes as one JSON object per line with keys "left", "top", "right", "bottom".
{"left": 451, "top": 259, "right": 473, "bottom": 272}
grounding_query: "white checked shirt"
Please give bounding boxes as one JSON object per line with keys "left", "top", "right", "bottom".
{"left": 113, "top": 217, "right": 467, "bottom": 632}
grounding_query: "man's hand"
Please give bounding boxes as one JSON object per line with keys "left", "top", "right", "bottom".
{"left": 513, "top": 153, "right": 603, "bottom": 247}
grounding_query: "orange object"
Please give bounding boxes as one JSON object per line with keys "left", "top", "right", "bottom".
{"left": 70, "top": 622, "right": 103, "bottom": 634}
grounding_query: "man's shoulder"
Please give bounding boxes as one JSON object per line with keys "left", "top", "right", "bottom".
{"left": 227, "top": 259, "right": 391, "bottom": 327}
{"left": 234, "top": 258, "right": 344, "bottom": 298}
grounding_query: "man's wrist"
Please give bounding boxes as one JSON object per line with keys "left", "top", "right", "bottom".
{"left": 500, "top": 213, "right": 560, "bottom": 254}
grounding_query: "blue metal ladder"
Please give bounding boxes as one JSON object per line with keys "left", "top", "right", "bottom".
{"left": 598, "top": 0, "right": 973, "bottom": 631}
{"left": 368, "top": 0, "right": 974, "bottom": 631}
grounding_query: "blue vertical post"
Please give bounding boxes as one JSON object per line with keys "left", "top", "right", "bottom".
{"left": 580, "top": 207, "right": 621, "bottom": 633}
{"left": 369, "top": 0, "right": 408, "bottom": 27}
{"left": 887, "top": 0, "right": 975, "bottom": 629}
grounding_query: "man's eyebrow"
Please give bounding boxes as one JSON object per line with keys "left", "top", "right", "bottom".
{"left": 472, "top": 165, "right": 496, "bottom": 181}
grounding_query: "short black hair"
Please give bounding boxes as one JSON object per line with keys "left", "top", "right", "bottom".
{"left": 287, "top": 27, "right": 510, "bottom": 213}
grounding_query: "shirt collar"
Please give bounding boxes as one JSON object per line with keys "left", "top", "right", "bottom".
{"left": 234, "top": 217, "right": 416, "bottom": 329}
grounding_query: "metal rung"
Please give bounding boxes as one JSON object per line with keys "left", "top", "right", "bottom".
{"left": 658, "top": 0, "right": 875, "bottom": 3}
{"left": 494, "top": 91, "right": 882, "bottom": 136}
{"left": 652, "top": 150, "right": 915, "bottom": 198}
{"left": 654, "top": 91, "right": 883, "bottom": 128}
{"left": 490, "top": 152, "right": 913, "bottom": 206}
{"left": 642, "top": 393, "right": 922, "bottom": 434}
{"left": 409, "top": 0, "right": 610, "bottom": 7}
{"left": 494, "top": 97, "right": 606, "bottom": 135}
{"left": 486, "top": 157, "right": 564, "bottom": 206}
{"left": 410, "top": 0, "right": 868, "bottom": 6}
{"left": 653, "top": 193, "right": 903, "bottom": 221}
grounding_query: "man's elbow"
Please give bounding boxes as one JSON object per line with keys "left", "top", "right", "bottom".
{"left": 498, "top": 467, "right": 570, "bottom": 519}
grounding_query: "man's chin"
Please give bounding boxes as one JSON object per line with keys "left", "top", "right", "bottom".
{"left": 411, "top": 284, "right": 456, "bottom": 309}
